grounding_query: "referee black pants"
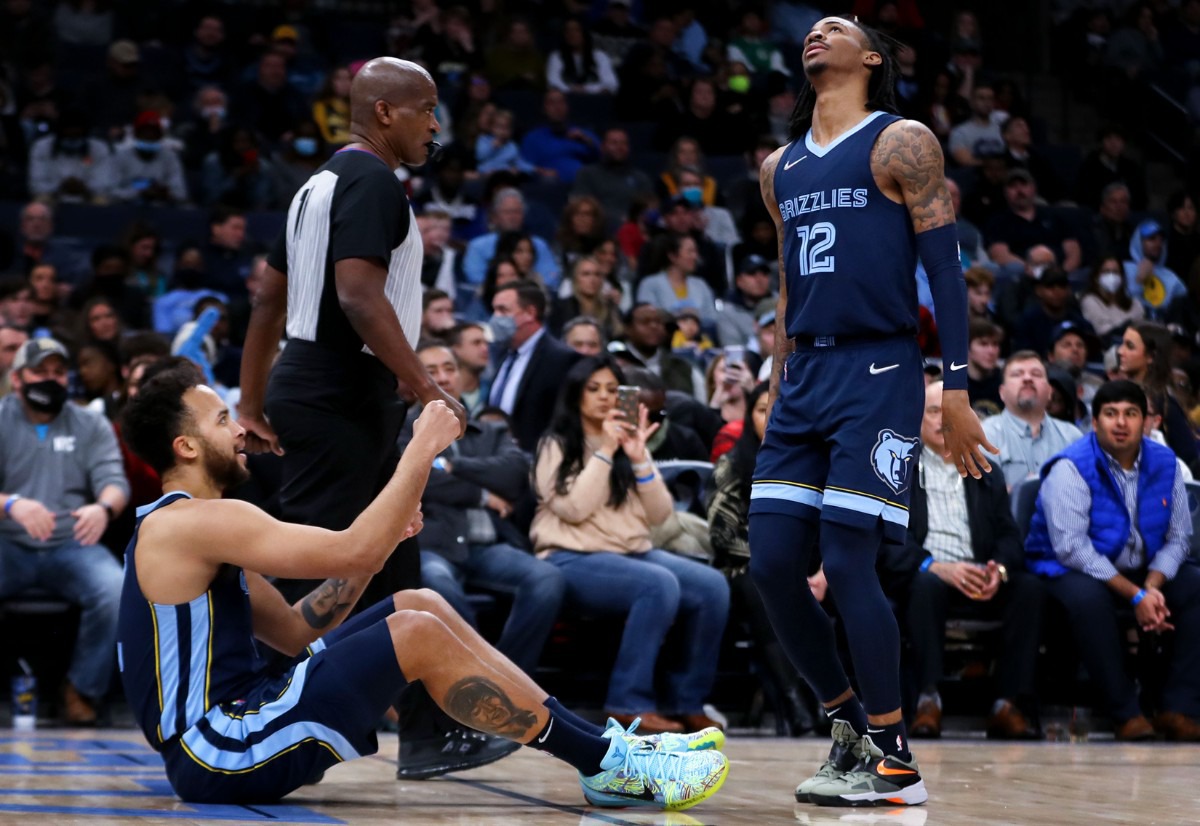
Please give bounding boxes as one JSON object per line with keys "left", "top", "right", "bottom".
{"left": 265, "top": 340, "right": 419, "bottom": 605}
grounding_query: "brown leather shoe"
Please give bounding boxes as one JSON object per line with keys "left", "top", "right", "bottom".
{"left": 62, "top": 683, "right": 97, "bottom": 726}
{"left": 986, "top": 700, "right": 1040, "bottom": 740}
{"left": 910, "top": 697, "right": 941, "bottom": 739}
{"left": 674, "top": 712, "right": 724, "bottom": 732}
{"left": 1154, "top": 712, "right": 1200, "bottom": 742}
{"left": 1114, "top": 714, "right": 1156, "bottom": 741}
{"left": 607, "top": 711, "right": 684, "bottom": 734}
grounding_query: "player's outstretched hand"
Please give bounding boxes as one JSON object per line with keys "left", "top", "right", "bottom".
{"left": 414, "top": 400, "right": 462, "bottom": 455}
{"left": 940, "top": 388, "right": 997, "bottom": 479}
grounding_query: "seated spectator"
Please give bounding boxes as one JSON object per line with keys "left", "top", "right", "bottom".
{"left": 948, "top": 83, "right": 1005, "bottom": 168}
{"left": 889, "top": 381, "right": 1044, "bottom": 741}
{"left": 487, "top": 281, "right": 580, "bottom": 452}
{"left": 447, "top": 321, "right": 492, "bottom": 416}
{"left": 547, "top": 18, "right": 619, "bottom": 95}
{"left": 475, "top": 109, "right": 538, "bottom": 178}
{"left": 479, "top": 257, "right": 521, "bottom": 318}
{"left": 1001, "top": 116, "right": 1062, "bottom": 203}
{"left": 1091, "top": 183, "right": 1135, "bottom": 265}
{"left": 496, "top": 230, "right": 549, "bottom": 287}
{"left": 79, "top": 296, "right": 123, "bottom": 346}
{"left": 412, "top": 146, "right": 481, "bottom": 241}
{"left": 1076, "top": 124, "right": 1148, "bottom": 211}
{"left": 269, "top": 121, "right": 327, "bottom": 208}
{"left": 983, "top": 351, "right": 1085, "bottom": 488}
{"left": 639, "top": 196, "right": 728, "bottom": 297}
{"left": 484, "top": 17, "right": 545, "bottom": 92}
{"left": 572, "top": 128, "right": 655, "bottom": 235}
{"left": 674, "top": 166, "right": 739, "bottom": 247}
{"left": 0, "top": 337, "right": 127, "bottom": 725}
{"left": 76, "top": 338, "right": 123, "bottom": 418}
{"left": 71, "top": 246, "right": 148, "bottom": 331}
{"left": 618, "top": 303, "right": 706, "bottom": 401}
{"left": 177, "top": 15, "right": 233, "bottom": 96}
{"left": 519, "top": 90, "right": 600, "bottom": 184}
{"left": 1011, "top": 267, "right": 1094, "bottom": 357}
{"left": 462, "top": 189, "right": 560, "bottom": 287}
{"left": 0, "top": 278, "right": 35, "bottom": 331}
{"left": 657, "top": 137, "right": 720, "bottom": 207}
{"left": 229, "top": 50, "right": 307, "bottom": 145}
{"left": 726, "top": 8, "right": 791, "bottom": 85}
{"left": 551, "top": 257, "right": 623, "bottom": 341}
{"left": 967, "top": 318, "right": 1004, "bottom": 417}
{"left": 1081, "top": 254, "right": 1144, "bottom": 339}
{"left": 636, "top": 234, "right": 717, "bottom": 324}
{"left": 153, "top": 245, "right": 226, "bottom": 337}
{"left": 1118, "top": 322, "right": 1200, "bottom": 472}
{"left": 592, "top": 0, "right": 646, "bottom": 69}
{"left": 1165, "top": 190, "right": 1199, "bottom": 282}
{"left": 1049, "top": 320, "right": 1105, "bottom": 408}
{"left": 1124, "top": 220, "right": 1187, "bottom": 317}
{"left": 80, "top": 39, "right": 150, "bottom": 139}
{"left": 201, "top": 127, "right": 275, "bottom": 210}
{"left": 27, "top": 263, "right": 73, "bottom": 337}
{"left": 123, "top": 226, "right": 169, "bottom": 299}
{"left": 1025, "top": 380, "right": 1200, "bottom": 741}
{"left": 191, "top": 296, "right": 240, "bottom": 390}
{"left": 0, "top": 324, "right": 29, "bottom": 397}
{"left": 27, "top": 108, "right": 114, "bottom": 204}
{"left": 420, "top": 289, "right": 457, "bottom": 342}
{"left": 726, "top": 138, "right": 779, "bottom": 227}
{"left": 961, "top": 153, "right": 1010, "bottom": 228}
{"left": 312, "top": 65, "right": 352, "bottom": 147}
{"left": 406, "top": 342, "right": 565, "bottom": 676}
{"left": 653, "top": 76, "right": 751, "bottom": 157}
{"left": 14, "top": 202, "right": 88, "bottom": 287}
{"left": 717, "top": 255, "right": 775, "bottom": 349}
{"left": 623, "top": 367, "right": 709, "bottom": 462}
{"left": 994, "top": 244, "right": 1055, "bottom": 336}
{"left": 964, "top": 266, "right": 998, "bottom": 324}
{"left": 562, "top": 316, "right": 606, "bottom": 357}
{"left": 593, "top": 237, "right": 636, "bottom": 309}
{"left": 554, "top": 196, "right": 608, "bottom": 278}
{"left": 705, "top": 349, "right": 756, "bottom": 432}
{"left": 177, "top": 86, "right": 231, "bottom": 170}
{"left": 985, "top": 168, "right": 1083, "bottom": 279}
{"left": 531, "top": 354, "right": 730, "bottom": 734}
{"left": 671, "top": 306, "right": 713, "bottom": 362}
{"left": 201, "top": 206, "right": 256, "bottom": 311}
{"left": 416, "top": 209, "right": 460, "bottom": 296}
{"left": 110, "top": 112, "right": 188, "bottom": 205}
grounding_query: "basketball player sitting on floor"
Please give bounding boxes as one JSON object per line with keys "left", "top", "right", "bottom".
{"left": 115, "top": 363, "right": 730, "bottom": 810}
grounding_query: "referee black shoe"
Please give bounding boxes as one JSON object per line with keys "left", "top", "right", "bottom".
{"left": 396, "top": 726, "right": 521, "bottom": 780}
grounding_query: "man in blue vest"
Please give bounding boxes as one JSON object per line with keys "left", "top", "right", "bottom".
{"left": 1026, "top": 379, "right": 1200, "bottom": 741}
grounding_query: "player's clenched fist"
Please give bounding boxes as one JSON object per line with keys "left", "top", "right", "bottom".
{"left": 413, "top": 400, "right": 462, "bottom": 454}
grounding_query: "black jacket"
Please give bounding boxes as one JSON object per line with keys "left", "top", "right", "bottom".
{"left": 509, "top": 331, "right": 580, "bottom": 453}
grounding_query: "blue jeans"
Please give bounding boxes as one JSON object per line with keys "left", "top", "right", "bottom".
{"left": 0, "top": 537, "right": 123, "bottom": 699}
{"left": 546, "top": 549, "right": 730, "bottom": 715}
{"left": 420, "top": 544, "right": 565, "bottom": 675}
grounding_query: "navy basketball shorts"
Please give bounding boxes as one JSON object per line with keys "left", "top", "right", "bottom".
{"left": 750, "top": 335, "right": 924, "bottom": 545}
{"left": 162, "top": 599, "right": 407, "bottom": 804}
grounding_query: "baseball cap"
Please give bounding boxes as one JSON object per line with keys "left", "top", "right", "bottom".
{"left": 11, "top": 337, "right": 69, "bottom": 372}
{"left": 1139, "top": 220, "right": 1165, "bottom": 238}
{"left": 757, "top": 309, "right": 776, "bottom": 327}
{"left": 272, "top": 24, "right": 299, "bottom": 42}
{"left": 1049, "top": 320, "right": 1087, "bottom": 348}
{"left": 133, "top": 110, "right": 162, "bottom": 130}
{"left": 108, "top": 39, "right": 140, "bottom": 64}
{"left": 738, "top": 254, "right": 771, "bottom": 274}
{"left": 1037, "top": 268, "right": 1070, "bottom": 287}
{"left": 1005, "top": 167, "right": 1034, "bottom": 185}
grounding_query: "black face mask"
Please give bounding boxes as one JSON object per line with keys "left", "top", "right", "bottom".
{"left": 22, "top": 378, "right": 68, "bottom": 415}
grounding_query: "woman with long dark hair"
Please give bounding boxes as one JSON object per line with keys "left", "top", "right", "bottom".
{"left": 1119, "top": 321, "right": 1199, "bottom": 470}
{"left": 532, "top": 355, "right": 730, "bottom": 734}
{"left": 546, "top": 17, "right": 618, "bottom": 95}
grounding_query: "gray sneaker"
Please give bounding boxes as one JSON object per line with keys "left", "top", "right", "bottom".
{"left": 807, "top": 734, "right": 927, "bottom": 808}
{"left": 794, "top": 719, "right": 862, "bottom": 802}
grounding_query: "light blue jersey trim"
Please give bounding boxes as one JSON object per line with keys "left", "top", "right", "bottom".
{"left": 181, "top": 720, "right": 361, "bottom": 773}
{"left": 155, "top": 604, "right": 181, "bottom": 741}
{"left": 750, "top": 482, "right": 824, "bottom": 510}
{"left": 805, "top": 110, "right": 888, "bottom": 158}
{"left": 136, "top": 490, "right": 194, "bottom": 518}
{"left": 823, "top": 488, "right": 909, "bottom": 527}
{"left": 184, "top": 592, "right": 212, "bottom": 727}
{"left": 205, "top": 659, "right": 312, "bottom": 738}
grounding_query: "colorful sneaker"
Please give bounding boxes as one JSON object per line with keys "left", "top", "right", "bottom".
{"left": 795, "top": 719, "right": 862, "bottom": 803}
{"left": 580, "top": 727, "right": 729, "bottom": 811}
{"left": 807, "top": 735, "right": 927, "bottom": 808}
{"left": 606, "top": 716, "right": 726, "bottom": 752}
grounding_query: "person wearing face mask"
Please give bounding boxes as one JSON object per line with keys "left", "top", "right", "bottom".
{"left": 0, "top": 337, "right": 128, "bottom": 726}
{"left": 26, "top": 108, "right": 115, "bottom": 204}
{"left": 269, "top": 121, "right": 328, "bottom": 207}
{"left": 487, "top": 280, "right": 580, "bottom": 452}
{"left": 110, "top": 111, "right": 188, "bottom": 204}
{"left": 1082, "top": 254, "right": 1145, "bottom": 339}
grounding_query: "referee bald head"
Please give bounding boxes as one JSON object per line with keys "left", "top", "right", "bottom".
{"left": 349, "top": 57, "right": 440, "bottom": 168}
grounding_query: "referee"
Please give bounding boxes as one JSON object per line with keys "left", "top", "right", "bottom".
{"left": 238, "top": 57, "right": 466, "bottom": 604}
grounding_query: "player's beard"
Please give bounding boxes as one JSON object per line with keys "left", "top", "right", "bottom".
{"left": 198, "top": 436, "right": 251, "bottom": 491}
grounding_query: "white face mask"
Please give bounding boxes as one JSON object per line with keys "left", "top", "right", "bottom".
{"left": 1098, "top": 272, "right": 1123, "bottom": 294}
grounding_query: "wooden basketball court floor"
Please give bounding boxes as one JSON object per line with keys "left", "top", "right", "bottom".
{"left": 0, "top": 729, "right": 1195, "bottom": 825}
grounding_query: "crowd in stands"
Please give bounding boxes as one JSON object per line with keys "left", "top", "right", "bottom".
{"left": 2, "top": 0, "right": 1200, "bottom": 739}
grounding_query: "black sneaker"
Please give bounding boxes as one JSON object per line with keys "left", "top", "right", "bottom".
{"left": 396, "top": 726, "right": 521, "bottom": 780}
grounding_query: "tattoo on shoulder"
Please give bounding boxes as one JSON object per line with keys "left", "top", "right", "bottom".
{"left": 759, "top": 150, "right": 781, "bottom": 208}
{"left": 444, "top": 675, "right": 538, "bottom": 738}
{"left": 872, "top": 121, "right": 954, "bottom": 233}
{"left": 300, "top": 578, "right": 356, "bottom": 629}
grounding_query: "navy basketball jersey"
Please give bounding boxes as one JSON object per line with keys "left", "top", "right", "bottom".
{"left": 118, "top": 492, "right": 266, "bottom": 751}
{"left": 773, "top": 111, "right": 918, "bottom": 339}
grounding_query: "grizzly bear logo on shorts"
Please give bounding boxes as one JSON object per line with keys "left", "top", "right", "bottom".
{"left": 871, "top": 429, "right": 920, "bottom": 494}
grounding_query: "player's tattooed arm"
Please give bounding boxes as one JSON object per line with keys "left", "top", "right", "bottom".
{"left": 759, "top": 147, "right": 793, "bottom": 411}
{"left": 299, "top": 577, "right": 362, "bottom": 629}
{"left": 444, "top": 675, "right": 539, "bottom": 739}
{"left": 873, "top": 121, "right": 956, "bottom": 233}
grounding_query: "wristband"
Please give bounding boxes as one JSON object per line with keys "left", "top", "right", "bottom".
{"left": 593, "top": 452, "right": 613, "bottom": 466}
{"left": 1131, "top": 589, "right": 1147, "bottom": 607}
{"left": 99, "top": 501, "right": 115, "bottom": 520}
{"left": 919, "top": 557, "right": 934, "bottom": 573}
{"left": 632, "top": 461, "right": 654, "bottom": 473}
{"left": 636, "top": 472, "right": 656, "bottom": 484}
{"left": 4, "top": 495, "right": 21, "bottom": 516}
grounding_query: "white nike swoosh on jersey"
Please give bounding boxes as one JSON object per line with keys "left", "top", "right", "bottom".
{"left": 949, "top": 361, "right": 967, "bottom": 371}
{"left": 537, "top": 718, "right": 554, "bottom": 744}
{"left": 784, "top": 155, "right": 808, "bottom": 170}
{"left": 869, "top": 363, "right": 899, "bottom": 375}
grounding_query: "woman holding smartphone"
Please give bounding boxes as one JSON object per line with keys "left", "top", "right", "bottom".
{"left": 532, "top": 355, "right": 730, "bottom": 735}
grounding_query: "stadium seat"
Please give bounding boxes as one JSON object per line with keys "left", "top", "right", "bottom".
{"left": 657, "top": 460, "right": 715, "bottom": 517}
{"left": 1010, "top": 476, "right": 1042, "bottom": 540}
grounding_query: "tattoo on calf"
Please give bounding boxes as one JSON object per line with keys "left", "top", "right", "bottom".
{"left": 444, "top": 676, "right": 538, "bottom": 738}
{"left": 300, "top": 578, "right": 356, "bottom": 628}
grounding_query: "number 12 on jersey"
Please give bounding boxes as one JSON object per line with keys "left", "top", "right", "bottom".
{"left": 795, "top": 222, "right": 836, "bottom": 276}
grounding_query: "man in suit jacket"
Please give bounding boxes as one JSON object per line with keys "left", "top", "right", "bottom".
{"left": 487, "top": 280, "right": 580, "bottom": 452}
{"left": 884, "top": 381, "right": 1046, "bottom": 740}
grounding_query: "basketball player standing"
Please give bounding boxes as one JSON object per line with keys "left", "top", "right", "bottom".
{"left": 749, "top": 18, "right": 996, "bottom": 807}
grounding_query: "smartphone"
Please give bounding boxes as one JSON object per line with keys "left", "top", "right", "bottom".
{"left": 725, "top": 345, "right": 745, "bottom": 368}
{"left": 617, "top": 385, "right": 641, "bottom": 425}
